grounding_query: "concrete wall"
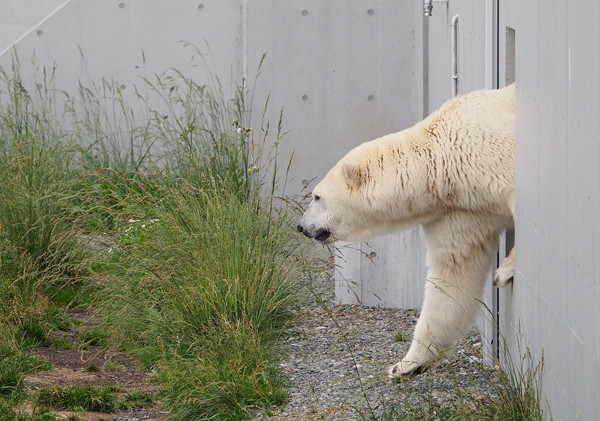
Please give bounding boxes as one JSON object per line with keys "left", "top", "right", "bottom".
{"left": 0, "top": 0, "right": 428, "bottom": 310}
{"left": 507, "top": 1, "right": 600, "bottom": 419}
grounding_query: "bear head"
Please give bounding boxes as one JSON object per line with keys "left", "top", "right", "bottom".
{"left": 296, "top": 160, "right": 367, "bottom": 243}
{"left": 296, "top": 131, "right": 439, "bottom": 245}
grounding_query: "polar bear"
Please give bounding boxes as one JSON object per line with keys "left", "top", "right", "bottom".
{"left": 297, "top": 85, "right": 515, "bottom": 377}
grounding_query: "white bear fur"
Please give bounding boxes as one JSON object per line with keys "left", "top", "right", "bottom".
{"left": 297, "top": 85, "right": 516, "bottom": 377}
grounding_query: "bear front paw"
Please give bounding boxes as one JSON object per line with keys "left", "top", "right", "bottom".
{"left": 494, "top": 264, "right": 514, "bottom": 287}
{"left": 386, "top": 360, "right": 429, "bottom": 379}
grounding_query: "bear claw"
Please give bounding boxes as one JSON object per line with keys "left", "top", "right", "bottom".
{"left": 386, "top": 361, "right": 428, "bottom": 379}
{"left": 493, "top": 265, "right": 514, "bottom": 288}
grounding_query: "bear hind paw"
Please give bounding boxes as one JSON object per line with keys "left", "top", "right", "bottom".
{"left": 494, "top": 263, "right": 514, "bottom": 287}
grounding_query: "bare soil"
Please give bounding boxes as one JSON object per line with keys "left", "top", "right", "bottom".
{"left": 23, "top": 307, "right": 168, "bottom": 421}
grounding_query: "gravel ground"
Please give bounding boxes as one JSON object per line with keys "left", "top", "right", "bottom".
{"left": 254, "top": 262, "right": 498, "bottom": 421}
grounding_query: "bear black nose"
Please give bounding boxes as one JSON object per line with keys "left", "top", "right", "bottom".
{"left": 296, "top": 224, "right": 303, "bottom": 233}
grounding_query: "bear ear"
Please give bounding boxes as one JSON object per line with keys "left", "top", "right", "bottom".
{"left": 341, "top": 161, "right": 362, "bottom": 189}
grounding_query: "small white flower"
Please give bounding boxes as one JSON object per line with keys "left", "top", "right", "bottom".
{"left": 128, "top": 219, "right": 140, "bottom": 223}
{"left": 237, "top": 127, "right": 243, "bottom": 134}
{"left": 107, "top": 248, "right": 113, "bottom": 254}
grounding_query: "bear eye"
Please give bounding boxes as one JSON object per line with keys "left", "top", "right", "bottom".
{"left": 313, "top": 194, "right": 321, "bottom": 202}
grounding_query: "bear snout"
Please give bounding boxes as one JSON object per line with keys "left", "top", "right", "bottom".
{"left": 296, "top": 223, "right": 331, "bottom": 242}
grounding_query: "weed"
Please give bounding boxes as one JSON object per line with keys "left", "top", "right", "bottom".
{"left": 36, "top": 384, "right": 156, "bottom": 414}
{"left": 118, "top": 390, "right": 157, "bottom": 409}
{"left": 394, "top": 331, "right": 411, "bottom": 342}
{"left": 131, "top": 345, "right": 163, "bottom": 370}
{"left": 0, "top": 342, "right": 53, "bottom": 401}
{"left": 0, "top": 399, "right": 60, "bottom": 420}
{"left": 161, "top": 321, "right": 288, "bottom": 421}
{"left": 102, "top": 361, "right": 119, "bottom": 371}
{"left": 87, "top": 52, "right": 298, "bottom": 420}
{"left": 46, "top": 309, "right": 75, "bottom": 332}
{"left": 51, "top": 337, "right": 73, "bottom": 350}
{"left": 16, "top": 320, "right": 50, "bottom": 348}
{"left": 100, "top": 181, "right": 299, "bottom": 419}
{"left": 78, "top": 327, "right": 109, "bottom": 349}
{"left": 0, "top": 361, "right": 24, "bottom": 400}
{"left": 36, "top": 384, "right": 121, "bottom": 412}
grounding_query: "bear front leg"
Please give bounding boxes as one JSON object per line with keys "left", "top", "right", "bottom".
{"left": 386, "top": 276, "right": 483, "bottom": 377}
{"left": 387, "top": 213, "right": 501, "bottom": 378}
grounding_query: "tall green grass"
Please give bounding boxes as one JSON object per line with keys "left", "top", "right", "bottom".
{"left": 0, "top": 50, "right": 301, "bottom": 421}
{"left": 0, "top": 59, "right": 89, "bottom": 361}
{"left": 94, "top": 56, "right": 298, "bottom": 418}
{"left": 0, "top": 62, "right": 86, "bottom": 280}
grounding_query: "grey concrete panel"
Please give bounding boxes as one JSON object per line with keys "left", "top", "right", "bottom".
{"left": 245, "top": 1, "right": 427, "bottom": 309}
{"left": 0, "top": 0, "right": 69, "bottom": 55}
{"left": 245, "top": 0, "right": 421, "bottom": 189}
{"left": 507, "top": 0, "right": 600, "bottom": 418}
{"left": 426, "top": 2, "right": 451, "bottom": 111}
{"left": 0, "top": 0, "right": 244, "bottom": 104}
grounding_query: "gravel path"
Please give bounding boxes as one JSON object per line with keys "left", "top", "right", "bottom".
{"left": 254, "top": 263, "right": 497, "bottom": 421}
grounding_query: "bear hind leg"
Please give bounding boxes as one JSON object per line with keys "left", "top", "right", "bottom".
{"left": 494, "top": 246, "right": 515, "bottom": 287}
{"left": 494, "top": 193, "right": 516, "bottom": 287}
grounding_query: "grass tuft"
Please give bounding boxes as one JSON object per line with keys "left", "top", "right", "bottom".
{"left": 78, "top": 327, "right": 109, "bottom": 349}
{"left": 36, "top": 384, "right": 121, "bottom": 412}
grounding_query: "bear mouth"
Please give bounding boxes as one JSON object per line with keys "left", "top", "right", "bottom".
{"left": 315, "top": 229, "right": 331, "bottom": 242}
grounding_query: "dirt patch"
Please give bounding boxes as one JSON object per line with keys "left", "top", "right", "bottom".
{"left": 23, "top": 307, "right": 168, "bottom": 421}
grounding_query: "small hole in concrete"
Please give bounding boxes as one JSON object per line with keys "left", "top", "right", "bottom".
{"left": 370, "top": 252, "right": 377, "bottom": 258}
